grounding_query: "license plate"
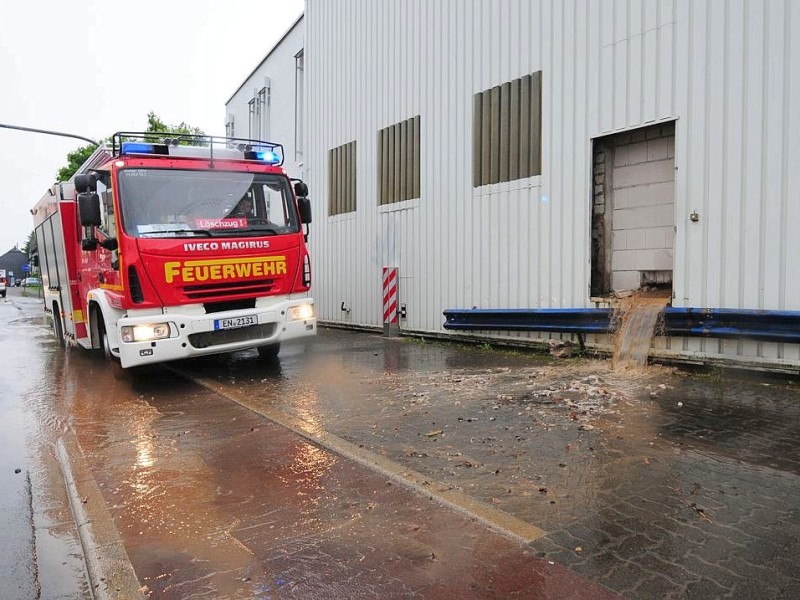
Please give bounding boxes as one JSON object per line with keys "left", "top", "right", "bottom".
{"left": 214, "top": 315, "right": 257, "bottom": 330}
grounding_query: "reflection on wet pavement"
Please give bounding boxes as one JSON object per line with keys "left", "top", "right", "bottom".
{"left": 0, "top": 295, "right": 93, "bottom": 598}
{"left": 178, "top": 330, "right": 800, "bottom": 599}
{"left": 63, "top": 352, "right": 617, "bottom": 599}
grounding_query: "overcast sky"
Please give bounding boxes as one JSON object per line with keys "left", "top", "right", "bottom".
{"left": 0, "top": 0, "right": 303, "bottom": 254}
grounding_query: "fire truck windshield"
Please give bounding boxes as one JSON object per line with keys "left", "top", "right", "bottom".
{"left": 117, "top": 169, "right": 300, "bottom": 238}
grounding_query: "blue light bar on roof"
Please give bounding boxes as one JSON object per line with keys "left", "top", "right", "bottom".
{"left": 256, "top": 150, "right": 280, "bottom": 164}
{"left": 121, "top": 142, "right": 155, "bottom": 154}
{"left": 120, "top": 142, "right": 169, "bottom": 156}
{"left": 244, "top": 149, "right": 281, "bottom": 164}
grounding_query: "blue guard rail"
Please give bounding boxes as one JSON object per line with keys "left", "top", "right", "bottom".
{"left": 442, "top": 307, "right": 800, "bottom": 344}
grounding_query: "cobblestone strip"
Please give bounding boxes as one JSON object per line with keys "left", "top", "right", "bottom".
{"left": 530, "top": 453, "right": 800, "bottom": 599}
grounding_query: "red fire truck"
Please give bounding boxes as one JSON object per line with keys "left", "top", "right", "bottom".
{"left": 31, "top": 132, "right": 315, "bottom": 371}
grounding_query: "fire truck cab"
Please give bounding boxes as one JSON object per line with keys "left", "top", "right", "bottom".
{"left": 32, "top": 133, "right": 315, "bottom": 370}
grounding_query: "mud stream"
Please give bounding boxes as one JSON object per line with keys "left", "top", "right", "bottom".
{"left": 612, "top": 293, "right": 670, "bottom": 370}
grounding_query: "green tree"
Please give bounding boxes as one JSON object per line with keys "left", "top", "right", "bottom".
{"left": 23, "top": 230, "right": 35, "bottom": 255}
{"left": 56, "top": 143, "right": 98, "bottom": 181}
{"left": 55, "top": 113, "right": 204, "bottom": 181}
{"left": 145, "top": 111, "right": 205, "bottom": 139}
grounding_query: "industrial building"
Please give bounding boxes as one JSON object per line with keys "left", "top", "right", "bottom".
{"left": 227, "top": 1, "right": 800, "bottom": 371}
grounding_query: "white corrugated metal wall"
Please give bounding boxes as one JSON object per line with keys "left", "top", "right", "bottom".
{"left": 294, "top": 0, "right": 800, "bottom": 366}
{"left": 225, "top": 17, "right": 305, "bottom": 180}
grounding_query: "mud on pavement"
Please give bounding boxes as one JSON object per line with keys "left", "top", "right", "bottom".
{"left": 71, "top": 327, "right": 800, "bottom": 598}
{"left": 177, "top": 329, "right": 800, "bottom": 599}
{"left": 70, "top": 348, "right": 618, "bottom": 598}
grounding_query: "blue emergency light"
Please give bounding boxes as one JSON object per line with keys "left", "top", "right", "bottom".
{"left": 121, "top": 142, "right": 168, "bottom": 155}
{"left": 121, "top": 142, "right": 154, "bottom": 154}
{"left": 256, "top": 150, "right": 280, "bottom": 163}
{"left": 244, "top": 149, "right": 281, "bottom": 164}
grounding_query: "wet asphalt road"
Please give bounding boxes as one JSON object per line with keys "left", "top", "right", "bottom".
{"left": 0, "top": 287, "right": 91, "bottom": 599}
{"left": 2, "top": 286, "right": 800, "bottom": 598}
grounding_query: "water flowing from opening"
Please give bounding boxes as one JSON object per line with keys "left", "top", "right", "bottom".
{"left": 612, "top": 293, "right": 670, "bottom": 371}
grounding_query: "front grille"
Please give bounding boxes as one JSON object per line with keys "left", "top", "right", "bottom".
{"left": 204, "top": 299, "right": 256, "bottom": 314}
{"left": 182, "top": 279, "right": 275, "bottom": 301}
{"left": 188, "top": 323, "right": 277, "bottom": 349}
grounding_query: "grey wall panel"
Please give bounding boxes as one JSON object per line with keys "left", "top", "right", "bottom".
{"left": 284, "top": 0, "right": 800, "bottom": 366}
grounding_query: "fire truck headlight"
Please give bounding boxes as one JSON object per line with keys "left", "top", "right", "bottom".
{"left": 121, "top": 323, "right": 172, "bottom": 343}
{"left": 289, "top": 304, "right": 315, "bottom": 321}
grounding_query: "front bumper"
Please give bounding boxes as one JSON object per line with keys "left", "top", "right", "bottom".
{"left": 116, "top": 297, "right": 315, "bottom": 368}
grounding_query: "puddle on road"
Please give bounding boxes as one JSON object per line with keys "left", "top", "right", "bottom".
{"left": 35, "top": 324, "right": 800, "bottom": 598}
{"left": 181, "top": 332, "right": 800, "bottom": 534}
{"left": 1, "top": 301, "right": 94, "bottom": 599}
{"left": 184, "top": 343, "right": 679, "bottom": 529}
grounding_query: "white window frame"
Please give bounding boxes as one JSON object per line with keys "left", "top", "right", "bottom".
{"left": 295, "top": 50, "right": 305, "bottom": 161}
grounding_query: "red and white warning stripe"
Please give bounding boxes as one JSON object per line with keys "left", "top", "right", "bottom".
{"left": 382, "top": 267, "right": 398, "bottom": 324}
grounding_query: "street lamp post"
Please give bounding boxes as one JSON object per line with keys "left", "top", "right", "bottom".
{"left": 0, "top": 123, "right": 99, "bottom": 147}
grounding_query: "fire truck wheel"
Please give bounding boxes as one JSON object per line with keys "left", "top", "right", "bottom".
{"left": 98, "top": 314, "right": 128, "bottom": 379}
{"left": 257, "top": 343, "right": 281, "bottom": 360}
{"left": 101, "top": 326, "right": 113, "bottom": 359}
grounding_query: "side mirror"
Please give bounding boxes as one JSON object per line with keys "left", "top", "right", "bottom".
{"left": 298, "top": 197, "right": 312, "bottom": 224}
{"left": 78, "top": 193, "right": 101, "bottom": 226}
{"left": 293, "top": 181, "right": 309, "bottom": 198}
{"left": 74, "top": 173, "right": 98, "bottom": 193}
{"left": 99, "top": 238, "right": 118, "bottom": 251}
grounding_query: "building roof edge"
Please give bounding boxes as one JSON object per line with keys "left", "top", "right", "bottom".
{"left": 225, "top": 13, "right": 304, "bottom": 107}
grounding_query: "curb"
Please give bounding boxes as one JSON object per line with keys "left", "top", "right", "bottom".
{"left": 56, "top": 436, "right": 144, "bottom": 599}
{"left": 182, "top": 370, "right": 547, "bottom": 546}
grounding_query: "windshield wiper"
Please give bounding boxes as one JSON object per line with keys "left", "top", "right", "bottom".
{"left": 246, "top": 225, "right": 280, "bottom": 235}
{"left": 141, "top": 229, "right": 213, "bottom": 237}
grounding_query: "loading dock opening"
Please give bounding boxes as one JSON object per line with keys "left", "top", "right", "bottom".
{"left": 591, "top": 121, "right": 676, "bottom": 299}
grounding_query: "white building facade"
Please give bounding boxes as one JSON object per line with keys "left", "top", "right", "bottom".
{"left": 225, "top": 16, "right": 305, "bottom": 180}
{"left": 229, "top": 1, "right": 800, "bottom": 371}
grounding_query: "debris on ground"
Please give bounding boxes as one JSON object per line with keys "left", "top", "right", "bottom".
{"left": 549, "top": 339, "right": 574, "bottom": 358}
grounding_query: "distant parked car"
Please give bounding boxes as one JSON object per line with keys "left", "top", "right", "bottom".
{"left": 22, "top": 277, "right": 41, "bottom": 287}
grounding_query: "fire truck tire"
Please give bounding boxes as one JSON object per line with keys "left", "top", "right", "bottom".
{"left": 98, "top": 314, "right": 127, "bottom": 379}
{"left": 257, "top": 343, "right": 281, "bottom": 359}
